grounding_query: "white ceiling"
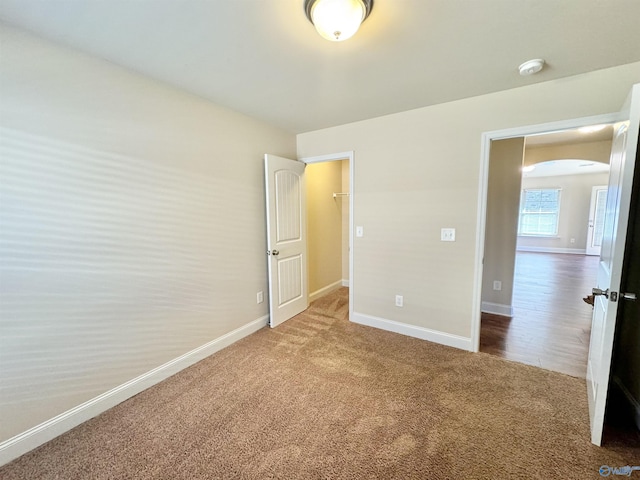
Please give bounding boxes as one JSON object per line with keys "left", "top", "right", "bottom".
{"left": 524, "top": 124, "right": 613, "bottom": 177}
{"left": 525, "top": 124, "right": 614, "bottom": 147}
{"left": 1, "top": 1, "right": 640, "bottom": 133}
{"left": 522, "top": 159, "right": 610, "bottom": 178}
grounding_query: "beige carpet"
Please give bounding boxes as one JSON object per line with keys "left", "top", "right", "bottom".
{"left": 2, "top": 287, "right": 639, "bottom": 479}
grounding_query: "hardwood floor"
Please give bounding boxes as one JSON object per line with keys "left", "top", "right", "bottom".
{"left": 480, "top": 251, "right": 599, "bottom": 378}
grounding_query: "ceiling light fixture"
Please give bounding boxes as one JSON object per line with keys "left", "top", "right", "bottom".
{"left": 518, "top": 59, "right": 545, "bottom": 76}
{"left": 304, "top": 0, "right": 373, "bottom": 42}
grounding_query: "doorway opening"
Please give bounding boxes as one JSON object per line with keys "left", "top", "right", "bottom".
{"left": 474, "top": 120, "right": 616, "bottom": 378}
{"left": 302, "top": 152, "right": 354, "bottom": 320}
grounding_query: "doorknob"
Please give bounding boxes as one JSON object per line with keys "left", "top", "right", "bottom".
{"left": 621, "top": 292, "right": 637, "bottom": 301}
{"left": 592, "top": 287, "right": 609, "bottom": 298}
{"left": 271, "top": 249, "right": 279, "bottom": 256}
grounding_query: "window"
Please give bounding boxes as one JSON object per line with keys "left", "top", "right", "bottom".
{"left": 518, "top": 188, "right": 561, "bottom": 236}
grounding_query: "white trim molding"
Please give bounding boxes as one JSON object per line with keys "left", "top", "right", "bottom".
{"left": 0, "top": 315, "right": 269, "bottom": 467}
{"left": 341, "top": 279, "right": 350, "bottom": 287}
{"left": 352, "top": 312, "right": 472, "bottom": 351}
{"left": 299, "top": 151, "right": 354, "bottom": 165}
{"left": 309, "top": 280, "right": 343, "bottom": 303}
{"left": 481, "top": 302, "right": 514, "bottom": 317}
{"left": 516, "top": 246, "right": 586, "bottom": 255}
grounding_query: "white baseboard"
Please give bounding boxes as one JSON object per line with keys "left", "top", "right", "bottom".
{"left": 481, "top": 301, "right": 514, "bottom": 317}
{"left": 309, "top": 280, "right": 343, "bottom": 302}
{"left": 351, "top": 312, "right": 472, "bottom": 351}
{"left": 342, "top": 279, "right": 350, "bottom": 287}
{"left": 613, "top": 376, "right": 640, "bottom": 431}
{"left": 0, "top": 314, "right": 269, "bottom": 467}
{"left": 516, "top": 246, "right": 586, "bottom": 255}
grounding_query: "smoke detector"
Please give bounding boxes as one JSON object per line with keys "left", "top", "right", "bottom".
{"left": 518, "top": 59, "right": 545, "bottom": 76}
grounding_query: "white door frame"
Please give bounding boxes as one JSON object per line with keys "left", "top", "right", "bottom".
{"left": 471, "top": 113, "right": 620, "bottom": 352}
{"left": 299, "top": 151, "right": 355, "bottom": 321}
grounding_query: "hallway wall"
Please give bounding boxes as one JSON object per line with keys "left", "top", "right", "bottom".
{"left": 306, "top": 161, "right": 344, "bottom": 297}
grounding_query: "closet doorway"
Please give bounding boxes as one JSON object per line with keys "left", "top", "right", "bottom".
{"left": 302, "top": 152, "right": 354, "bottom": 318}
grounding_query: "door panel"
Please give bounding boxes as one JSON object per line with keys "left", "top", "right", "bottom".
{"left": 586, "top": 186, "right": 608, "bottom": 256}
{"left": 277, "top": 255, "right": 303, "bottom": 304}
{"left": 275, "top": 170, "right": 302, "bottom": 243}
{"left": 587, "top": 83, "right": 640, "bottom": 446}
{"left": 264, "top": 154, "right": 308, "bottom": 327}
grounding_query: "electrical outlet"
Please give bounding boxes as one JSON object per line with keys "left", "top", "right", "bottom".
{"left": 441, "top": 228, "right": 456, "bottom": 242}
{"left": 570, "top": 238, "right": 576, "bottom": 244}
{"left": 493, "top": 281, "right": 502, "bottom": 291}
{"left": 395, "top": 295, "right": 403, "bottom": 307}
{"left": 257, "top": 291, "right": 264, "bottom": 304}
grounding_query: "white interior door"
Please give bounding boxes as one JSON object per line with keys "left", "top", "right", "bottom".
{"left": 264, "top": 154, "right": 308, "bottom": 327}
{"left": 587, "top": 84, "right": 640, "bottom": 446}
{"left": 585, "top": 185, "right": 608, "bottom": 256}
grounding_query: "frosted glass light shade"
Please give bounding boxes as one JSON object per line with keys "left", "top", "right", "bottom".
{"left": 308, "top": 0, "right": 367, "bottom": 42}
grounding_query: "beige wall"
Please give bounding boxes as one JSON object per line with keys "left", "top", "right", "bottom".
{"left": 517, "top": 172, "right": 610, "bottom": 251}
{"left": 481, "top": 138, "right": 524, "bottom": 311}
{"left": 0, "top": 25, "right": 295, "bottom": 442}
{"left": 306, "top": 161, "right": 344, "bottom": 295}
{"left": 524, "top": 140, "right": 612, "bottom": 166}
{"left": 297, "top": 63, "right": 640, "bottom": 340}
{"left": 519, "top": 138, "right": 613, "bottom": 252}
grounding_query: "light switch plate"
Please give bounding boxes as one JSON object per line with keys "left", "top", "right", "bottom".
{"left": 356, "top": 226, "right": 364, "bottom": 237}
{"left": 441, "top": 228, "right": 456, "bottom": 242}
